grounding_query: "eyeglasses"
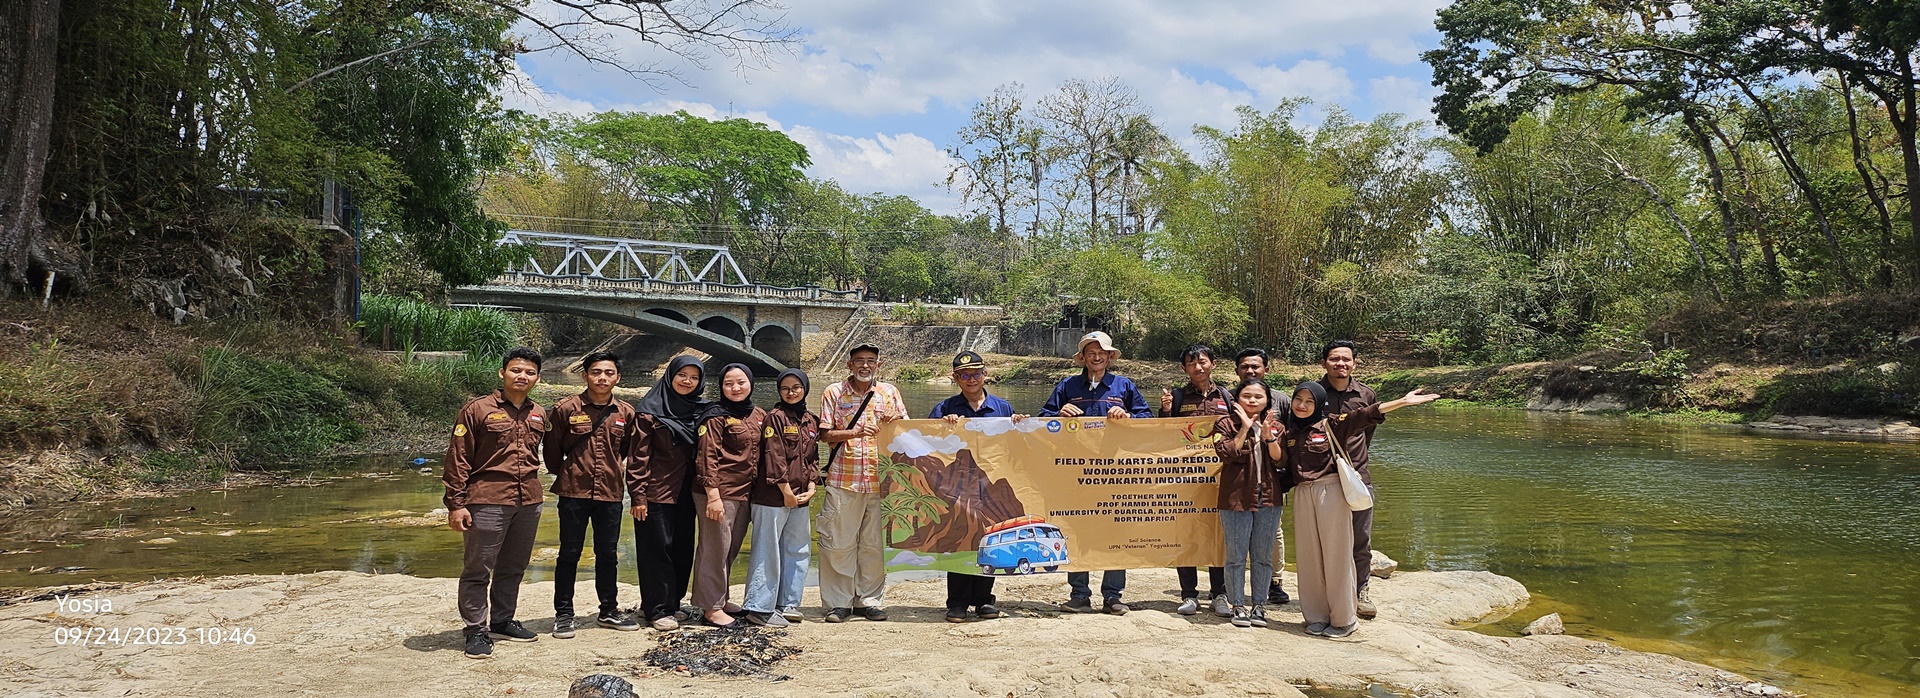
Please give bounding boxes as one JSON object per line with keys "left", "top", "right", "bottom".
{"left": 849, "top": 358, "right": 879, "bottom": 367}
{"left": 955, "top": 371, "right": 985, "bottom": 381}
{"left": 779, "top": 385, "right": 806, "bottom": 393}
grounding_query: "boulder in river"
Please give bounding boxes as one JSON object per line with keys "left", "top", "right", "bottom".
{"left": 1370, "top": 550, "right": 1398, "bottom": 579}
{"left": 1524, "top": 612, "right": 1565, "bottom": 636}
{"left": 567, "top": 674, "right": 636, "bottom": 698}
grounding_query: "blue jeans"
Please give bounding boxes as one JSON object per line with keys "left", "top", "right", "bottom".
{"left": 1221, "top": 506, "right": 1283, "bottom": 607}
{"left": 743, "top": 503, "right": 811, "bottom": 613}
{"left": 1067, "top": 570, "right": 1127, "bottom": 603}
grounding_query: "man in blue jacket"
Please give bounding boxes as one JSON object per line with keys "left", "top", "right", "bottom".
{"left": 1040, "top": 331, "right": 1152, "bottom": 614}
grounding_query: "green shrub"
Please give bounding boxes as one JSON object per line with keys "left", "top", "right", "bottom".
{"left": 359, "top": 294, "right": 522, "bottom": 356}
{"left": 393, "top": 355, "right": 500, "bottom": 417}
{"left": 895, "top": 363, "right": 936, "bottom": 382}
{"left": 184, "top": 348, "right": 363, "bottom": 462}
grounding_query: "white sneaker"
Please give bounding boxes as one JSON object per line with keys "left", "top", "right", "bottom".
{"left": 1176, "top": 597, "right": 1199, "bottom": 615}
{"left": 778, "top": 606, "right": 803, "bottom": 622}
{"left": 1211, "top": 594, "right": 1232, "bottom": 617}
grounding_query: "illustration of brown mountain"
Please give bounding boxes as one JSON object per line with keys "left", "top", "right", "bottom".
{"left": 892, "top": 449, "right": 1026, "bottom": 552}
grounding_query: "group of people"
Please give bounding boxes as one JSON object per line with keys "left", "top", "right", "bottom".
{"left": 440, "top": 329, "right": 1432, "bottom": 660}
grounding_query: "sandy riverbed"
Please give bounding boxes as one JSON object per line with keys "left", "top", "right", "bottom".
{"left": 2, "top": 568, "right": 1769, "bottom": 697}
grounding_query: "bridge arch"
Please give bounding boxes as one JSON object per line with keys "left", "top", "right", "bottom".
{"left": 643, "top": 308, "right": 691, "bottom": 325}
{"left": 696, "top": 315, "right": 747, "bottom": 343}
{"left": 750, "top": 324, "right": 800, "bottom": 368}
{"left": 448, "top": 289, "right": 791, "bottom": 375}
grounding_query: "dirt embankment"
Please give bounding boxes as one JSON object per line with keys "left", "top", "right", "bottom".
{"left": 2, "top": 568, "right": 1779, "bottom": 698}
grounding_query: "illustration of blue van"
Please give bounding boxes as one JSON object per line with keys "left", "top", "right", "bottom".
{"left": 976, "top": 516, "right": 1069, "bottom": 575}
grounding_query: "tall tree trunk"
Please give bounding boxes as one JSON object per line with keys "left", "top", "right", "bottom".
{"left": 0, "top": 0, "right": 79, "bottom": 291}
{"left": 1836, "top": 72, "right": 1897, "bottom": 289}
{"left": 1602, "top": 153, "right": 1723, "bottom": 302}
{"left": 1707, "top": 119, "right": 1784, "bottom": 294}
{"left": 1733, "top": 77, "right": 1860, "bottom": 290}
{"left": 1898, "top": 61, "right": 1920, "bottom": 287}
{"left": 1685, "top": 114, "right": 1743, "bottom": 295}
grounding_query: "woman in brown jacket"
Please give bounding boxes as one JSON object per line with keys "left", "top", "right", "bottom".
{"left": 690, "top": 363, "right": 765, "bottom": 629}
{"left": 1283, "top": 380, "right": 1437, "bottom": 638}
{"left": 742, "top": 369, "right": 820, "bottom": 628}
{"left": 628, "top": 355, "right": 708, "bottom": 631}
{"left": 1211, "top": 379, "right": 1286, "bottom": 629}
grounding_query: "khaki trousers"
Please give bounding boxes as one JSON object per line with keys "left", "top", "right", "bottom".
{"left": 1293, "top": 476, "right": 1358, "bottom": 627}
{"left": 690, "top": 499, "right": 749, "bottom": 611}
{"left": 816, "top": 486, "right": 886, "bottom": 609}
{"left": 1270, "top": 492, "right": 1288, "bottom": 585}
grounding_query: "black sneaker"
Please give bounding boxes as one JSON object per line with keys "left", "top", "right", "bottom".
{"left": 824, "top": 607, "right": 853, "bottom": 623}
{"left": 464, "top": 629, "right": 493, "bottom": 659}
{"left": 551, "top": 615, "right": 576, "bottom": 639}
{"left": 945, "top": 609, "right": 968, "bottom": 623}
{"left": 1062, "top": 598, "right": 1095, "bottom": 613}
{"left": 976, "top": 604, "right": 1002, "bottom": 619}
{"left": 1268, "top": 582, "right": 1291, "bottom": 605}
{"left": 487, "top": 620, "right": 538, "bottom": 642}
{"left": 1103, "top": 599, "right": 1129, "bottom": 615}
{"left": 857, "top": 606, "right": 888, "bottom": 621}
{"left": 597, "top": 610, "right": 640, "bottom": 631}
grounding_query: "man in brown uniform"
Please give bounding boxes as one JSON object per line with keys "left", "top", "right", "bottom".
{"left": 542, "top": 351, "right": 640, "bottom": 638}
{"left": 1162, "top": 344, "right": 1232, "bottom": 616}
{"left": 445, "top": 347, "right": 549, "bottom": 660}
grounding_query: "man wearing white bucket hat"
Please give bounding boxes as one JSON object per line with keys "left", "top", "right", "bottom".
{"left": 1039, "top": 330, "right": 1153, "bottom": 614}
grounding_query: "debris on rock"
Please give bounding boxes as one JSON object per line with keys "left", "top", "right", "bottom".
{"left": 640, "top": 627, "right": 801, "bottom": 679}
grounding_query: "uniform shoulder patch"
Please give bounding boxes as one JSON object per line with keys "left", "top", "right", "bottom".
{"left": 453, "top": 423, "right": 467, "bottom": 437}
{"left": 764, "top": 426, "right": 774, "bottom": 438}
{"left": 697, "top": 424, "right": 708, "bottom": 436}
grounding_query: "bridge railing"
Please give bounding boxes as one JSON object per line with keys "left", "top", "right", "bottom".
{"left": 485, "top": 271, "right": 865, "bottom": 302}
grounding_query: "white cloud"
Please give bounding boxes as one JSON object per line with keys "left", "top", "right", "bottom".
{"left": 887, "top": 429, "right": 968, "bottom": 458}
{"left": 789, "top": 126, "right": 960, "bottom": 210}
{"left": 963, "top": 417, "right": 1049, "bottom": 437}
{"left": 1229, "top": 60, "right": 1355, "bottom": 107}
{"left": 1367, "top": 75, "right": 1438, "bottom": 120}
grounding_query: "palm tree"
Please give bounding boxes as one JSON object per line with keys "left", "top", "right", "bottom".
{"left": 1104, "top": 115, "right": 1170, "bottom": 237}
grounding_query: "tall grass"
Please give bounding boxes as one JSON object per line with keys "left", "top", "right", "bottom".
{"left": 359, "top": 294, "right": 522, "bottom": 357}
{"left": 186, "top": 347, "right": 362, "bottom": 463}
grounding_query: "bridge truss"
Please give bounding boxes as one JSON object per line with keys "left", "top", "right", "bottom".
{"left": 499, "top": 230, "right": 751, "bottom": 285}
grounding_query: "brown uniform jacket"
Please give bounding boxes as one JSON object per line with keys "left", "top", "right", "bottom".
{"left": 1319, "top": 378, "right": 1383, "bottom": 483}
{"left": 1162, "top": 381, "right": 1231, "bottom": 418}
{"left": 1212, "top": 415, "right": 1283, "bottom": 511}
{"left": 752, "top": 408, "right": 820, "bottom": 508}
{"left": 627, "top": 413, "right": 694, "bottom": 505}
{"left": 1280, "top": 403, "right": 1384, "bottom": 484}
{"left": 696, "top": 407, "right": 765, "bottom": 502}
{"left": 443, "top": 390, "right": 550, "bottom": 510}
{"left": 542, "top": 393, "right": 634, "bottom": 502}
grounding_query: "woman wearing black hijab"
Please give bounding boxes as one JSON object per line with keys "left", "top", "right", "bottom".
{"left": 742, "top": 369, "right": 819, "bottom": 627}
{"left": 689, "top": 363, "right": 765, "bottom": 629}
{"left": 1280, "top": 379, "right": 1437, "bottom": 639}
{"left": 628, "top": 355, "right": 710, "bottom": 631}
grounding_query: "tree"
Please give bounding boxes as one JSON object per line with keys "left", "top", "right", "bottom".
{"left": 0, "top": 0, "right": 75, "bottom": 292}
{"left": 871, "top": 248, "right": 933, "bottom": 302}
{"left": 948, "top": 83, "right": 1036, "bottom": 237}
{"left": 1038, "top": 77, "right": 1144, "bottom": 236}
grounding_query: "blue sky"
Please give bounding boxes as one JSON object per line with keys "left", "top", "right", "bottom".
{"left": 504, "top": 0, "right": 1451, "bottom": 213}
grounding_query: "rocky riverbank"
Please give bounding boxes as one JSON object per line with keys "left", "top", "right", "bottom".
{"left": 3, "top": 568, "right": 1783, "bottom": 697}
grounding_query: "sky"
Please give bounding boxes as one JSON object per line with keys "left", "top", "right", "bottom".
{"left": 503, "top": 0, "right": 1452, "bottom": 215}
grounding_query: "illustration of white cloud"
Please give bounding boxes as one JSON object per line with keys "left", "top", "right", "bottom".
{"left": 887, "top": 429, "right": 968, "bottom": 458}
{"left": 963, "top": 418, "right": 1048, "bottom": 436}
{"left": 888, "top": 550, "right": 935, "bottom": 567}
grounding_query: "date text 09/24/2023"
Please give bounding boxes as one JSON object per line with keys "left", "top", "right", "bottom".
{"left": 53, "top": 626, "right": 257, "bottom": 647}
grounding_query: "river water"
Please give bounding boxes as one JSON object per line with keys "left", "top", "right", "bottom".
{"left": 2, "top": 380, "right": 1914, "bottom": 695}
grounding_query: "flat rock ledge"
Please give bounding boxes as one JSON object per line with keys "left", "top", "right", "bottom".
{"left": 2, "top": 569, "right": 1760, "bottom": 697}
{"left": 1747, "top": 414, "right": 1920, "bottom": 438}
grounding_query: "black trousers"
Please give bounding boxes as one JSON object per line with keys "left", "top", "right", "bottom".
{"left": 946, "top": 572, "right": 997, "bottom": 612}
{"left": 1176, "top": 566, "right": 1226, "bottom": 599}
{"left": 633, "top": 499, "right": 697, "bottom": 622}
{"left": 554, "top": 497, "right": 624, "bottom": 618}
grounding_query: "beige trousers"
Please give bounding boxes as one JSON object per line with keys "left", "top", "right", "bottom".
{"left": 816, "top": 486, "right": 887, "bottom": 609}
{"left": 1293, "top": 476, "right": 1358, "bottom": 627}
{"left": 690, "top": 499, "right": 749, "bottom": 611}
